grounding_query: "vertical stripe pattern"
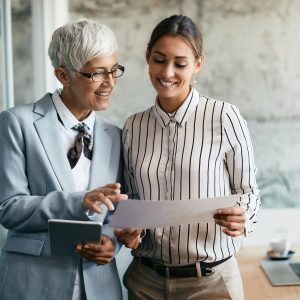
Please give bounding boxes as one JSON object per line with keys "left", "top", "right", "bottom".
{"left": 122, "top": 88, "right": 260, "bottom": 265}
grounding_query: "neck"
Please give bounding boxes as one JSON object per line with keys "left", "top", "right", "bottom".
{"left": 157, "top": 99, "right": 182, "bottom": 114}
{"left": 60, "top": 89, "right": 91, "bottom": 121}
{"left": 158, "top": 86, "right": 192, "bottom": 113}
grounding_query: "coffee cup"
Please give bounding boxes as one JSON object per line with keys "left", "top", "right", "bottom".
{"left": 269, "top": 238, "right": 291, "bottom": 257}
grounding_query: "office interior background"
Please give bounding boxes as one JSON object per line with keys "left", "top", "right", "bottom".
{"left": 1, "top": 0, "right": 300, "bottom": 294}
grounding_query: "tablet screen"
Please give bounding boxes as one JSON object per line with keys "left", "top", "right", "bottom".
{"left": 48, "top": 219, "right": 102, "bottom": 257}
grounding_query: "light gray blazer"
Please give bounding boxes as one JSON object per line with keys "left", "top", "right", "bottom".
{"left": 0, "top": 94, "right": 123, "bottom": 300}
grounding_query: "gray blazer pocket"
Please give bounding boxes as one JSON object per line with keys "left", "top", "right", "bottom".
{"left": 2, "top": 236, "right": 44, "bottom": 256}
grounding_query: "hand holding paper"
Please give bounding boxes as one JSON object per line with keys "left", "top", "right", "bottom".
{"left": 114, "top": 228, "right": 142, "bottom": 249}
{"left": 214, "top": 206, "right": 247, "bottom": 237}
{"left": 109, "top": 194, "right": 241, "bottom": 229}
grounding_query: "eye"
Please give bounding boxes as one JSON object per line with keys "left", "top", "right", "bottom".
{"left": 94, "top": 70, "right": 106, "bottom": 76}
{"left": 153, "top": 57, "right": 166, "bottom": 64}
{"left": 175, "top": 63, "right": 187, "bottom": 68}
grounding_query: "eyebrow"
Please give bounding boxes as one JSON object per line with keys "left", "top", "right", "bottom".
{"left": 153, "top": 51, "right": 188, "bottom": 59}
{"left": 91, "top": 63, "right": 119, "bottom": 71}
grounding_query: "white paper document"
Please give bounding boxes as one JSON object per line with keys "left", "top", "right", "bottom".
{"left": 109, "top": 194, "right": 241, "bottom": 229}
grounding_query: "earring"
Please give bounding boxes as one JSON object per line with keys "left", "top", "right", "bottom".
{"left": 193, "top": 74, "right": 197, "bottom": 85}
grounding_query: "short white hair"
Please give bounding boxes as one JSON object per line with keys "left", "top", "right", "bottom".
{"left": 48, "top": 19, "right": 117, "bottom": 72}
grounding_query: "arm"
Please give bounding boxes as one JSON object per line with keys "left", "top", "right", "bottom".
{"left": 0, "top": 110, "right": 126, "bottom": 232}
{"left": 0, "top": 110, "right": 84, "bottom": 231}
{"left": 77, "top": 156, "right": 127, "bottom": 261}
{"left": 122, "top": 121, "right": 140, "bottom": 200}
{"left": 113, "top": 120, "right": 144, "bottom": 249}
{"left": 214, "top": 105, "right": 261, "bottom": 236}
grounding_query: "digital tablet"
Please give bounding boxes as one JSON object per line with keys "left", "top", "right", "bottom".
{"left": 48, "top": 219, "right": 102, "bottom": 257}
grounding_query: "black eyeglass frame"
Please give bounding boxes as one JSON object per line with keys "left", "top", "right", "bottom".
{"left": 64, "top": 65, "right": 125, "bottom": 82}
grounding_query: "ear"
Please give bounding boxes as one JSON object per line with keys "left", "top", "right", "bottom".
{"left": 195, "top": 56, "right": 204, "bottom": 74}
{"left": 146, "top": 51, "right": 150, "bottom": 65}
{"left": 54, "top": 67, "right": 72, "bottom": 87}
{"left": 194, "top": 55, "right": 204, "bottom": 74}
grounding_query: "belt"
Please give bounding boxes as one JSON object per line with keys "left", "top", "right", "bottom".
{"left": 136, "top": 256, "right": 232, "bottom": 278}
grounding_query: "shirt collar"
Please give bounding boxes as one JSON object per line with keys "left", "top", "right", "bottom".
{"left": 153, "top": 88, "right": 200, "bottom": 128}
{"left": 52, "top": 89, "right": 95, "bottom": 132}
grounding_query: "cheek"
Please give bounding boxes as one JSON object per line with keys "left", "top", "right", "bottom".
{"left": 148, "top": 69, "right": 156, "bottom": 83}
{"left": 75, "top": 85, "right": 89, "bottom": 96}
{"left": 183, "top": 70, "right": 194, "bottom": 82}
{"left": 85, "top": 87, "right": 97, "bottom": 97}
{"left": 148, "top": 64, "right": 160, "bottom": 76}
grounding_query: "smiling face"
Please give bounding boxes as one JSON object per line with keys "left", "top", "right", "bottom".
{"left": 147, "top": 35, "right": 202, "bottom": 113}
{"left": 55, "top": 53, "right": 119, "bottom": 121}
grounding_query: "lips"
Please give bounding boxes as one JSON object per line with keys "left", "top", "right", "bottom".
{"left": 95, "top": 90, "right": 111, "bottom": 96}
{"left": 158, "top": 78, "right": 177, "bottom": 87}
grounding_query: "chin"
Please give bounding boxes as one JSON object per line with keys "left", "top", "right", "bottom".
{"left": 157, "top": 90, "right": 177, "bottom": 99}
{"left": 96, "top": 104, "right": 109, "bottom": 111}
{"left": 93, "top": 100, "right": 109, "bottom": 111}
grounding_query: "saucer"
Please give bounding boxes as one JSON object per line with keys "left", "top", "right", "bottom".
{"left": 267, "top": 250, "right": 295, "bottom": 260}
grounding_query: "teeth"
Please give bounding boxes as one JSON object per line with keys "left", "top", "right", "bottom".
{"left": 96, "top": 92, "right": 110, "bottom": 96}
{"left": 159, "top": 79, "right": 174, "bottom": 86}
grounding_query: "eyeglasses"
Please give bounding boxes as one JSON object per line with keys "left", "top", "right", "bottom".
{"left": 65, "top": 65, "right": 125, "bottom": 82}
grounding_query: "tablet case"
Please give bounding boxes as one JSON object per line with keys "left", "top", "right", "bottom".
{"left": 48, "top": 219, "right": 102, "bottom": 257}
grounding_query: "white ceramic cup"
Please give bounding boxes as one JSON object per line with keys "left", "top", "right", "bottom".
{"left": 269, "top": 238, "right": 291, "bottom": 256}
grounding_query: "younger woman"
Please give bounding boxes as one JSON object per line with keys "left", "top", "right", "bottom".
{"left": 119, "top": 15, "right": 260, "bottom": 300}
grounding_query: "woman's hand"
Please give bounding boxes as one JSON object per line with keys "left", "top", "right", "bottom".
{"left": 76, "top": 235, "right": 115, "bottom": 265}
{"left": 214, "top": 206, "right": 246, "bottom": 237}
{"left": 114, "top": 228, "right": 143, "bottom": 249}
{"left": 82, "top": 183, "right": 128, "bottom": 214}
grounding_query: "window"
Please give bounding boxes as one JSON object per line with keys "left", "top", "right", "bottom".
{"left": 0, "top": 0, "right": 68, "bottom": 112}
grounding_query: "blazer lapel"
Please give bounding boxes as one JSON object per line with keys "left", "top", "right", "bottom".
{"left": 33, "top": 94, "right": 75, "bottom": 192}
{"left": 88, "top": 118, "right": 113, "bottom": 190}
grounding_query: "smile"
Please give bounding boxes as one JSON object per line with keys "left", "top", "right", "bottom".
{"left": 158, "top": 78, "right": 176, "bottom": 87}
{"left": 95, "top": 91, "right": 110, "bottom": 96}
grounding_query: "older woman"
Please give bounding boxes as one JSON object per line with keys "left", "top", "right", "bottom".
{"left": 0, "top": 19, "right": 126, "bottom": 300}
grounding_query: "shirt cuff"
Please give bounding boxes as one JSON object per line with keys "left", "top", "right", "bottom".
{"left": 244, "top": 212, "right": 250, "bottom": 237}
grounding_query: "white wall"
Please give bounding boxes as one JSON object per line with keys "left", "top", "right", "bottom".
{"left": 243, "top": 208, "right": 300, "bottom": 247}
{"left": 69, "top": 0, "right": 300, "bottom": 208}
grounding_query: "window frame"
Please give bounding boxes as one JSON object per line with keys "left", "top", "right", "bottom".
{"left": 0, "top": 0, "right": 14, "bottom": 110}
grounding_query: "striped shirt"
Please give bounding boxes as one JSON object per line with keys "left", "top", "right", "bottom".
{"left": 122, "top": 88, "right": 261, "bottom": 265}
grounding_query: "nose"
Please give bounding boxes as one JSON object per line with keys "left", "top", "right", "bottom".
{"left": 102, "top": 73, "right": 116, "bottom": 87}
{"left": 161, "top": 63, "right": 175, "bottom": 78}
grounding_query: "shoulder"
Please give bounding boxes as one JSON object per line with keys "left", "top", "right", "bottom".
{"left": 0, "top": 103, "right": 34, "bottom": 119}
{"left": 199, "top": 94, "right": 230, "bottom": 108}
{"left": 0, "top": 93, "right": 53, "bottom": 121}
{"left": 198, "top": 94, "right": 240, "bottom": 115}
{"left": 123, "top": 107, "right": 153, "bottom": 129}
{"left": 0, "top": 104, "right": 35, "bottom": 130}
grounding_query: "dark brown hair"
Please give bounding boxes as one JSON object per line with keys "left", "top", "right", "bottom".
{"left": 147, "top": 15, "right": 203, "bottom": 59}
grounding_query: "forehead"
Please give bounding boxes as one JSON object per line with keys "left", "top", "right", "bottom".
{"left": 151, "top": 35, "right": 195, "bottom": 59}
{"left": 83, "top": 52, "right": 118, "bottom": 69}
